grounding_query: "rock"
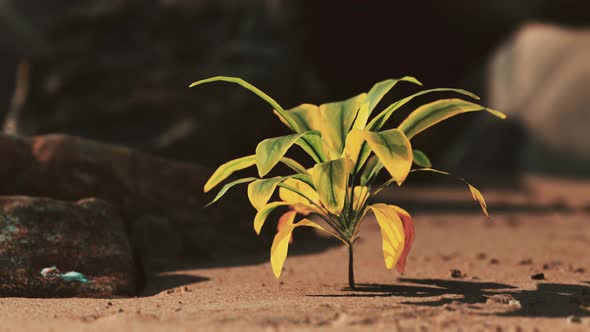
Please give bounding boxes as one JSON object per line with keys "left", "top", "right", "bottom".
{"left": 449, "top": 269, "right": 466, "bottom": 278}
{"left": 487, "top": 23, "right": 590, "bottom": 176}
{"left": 518, "top": 258, "right": 533, "bottom": 265}
{"left": 2, "top": 0, "right": 324, "bottom": 167}
{"left": 531, "top": 273, "right": 545, "bottom": 280}
{"left": 0, "top": 196, "right": 135, "bottom": 297}
{"left": 567, "top": 315, "right": 582, "bottom": 324}
{"left": 0, "top": 133, "right": 278, "bottom": 270}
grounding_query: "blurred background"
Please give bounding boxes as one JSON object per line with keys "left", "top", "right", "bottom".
{"left": 1, "top": 0, "right": 590, "bottom": 181}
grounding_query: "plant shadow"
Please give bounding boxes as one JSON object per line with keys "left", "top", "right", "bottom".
{"left": 308, "top": 278, "right": 590, "bottom": 318}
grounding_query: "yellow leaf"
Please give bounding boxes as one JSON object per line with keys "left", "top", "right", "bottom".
{"left": 247, "top": 177, "right": 284, "bottom": 210}
{"left": 204, "top": 155, "right": 256, "bottom": 192}
{"left": 319, "top": 93, "right": 366, "bottom": 154}
{"left": 278, "top": 178, "right": 319, "bottom": 206}
{"left": 398, "top": 98, "right": 506, "bottom": 140}
{"left": 309, "top": 158, "right": 352, "bottom": 214}
{"left": 253, "top": 201, "right": 291, "bottom": 235}
{"left": 370, "top": 204, "right": 406, "bottom": 270}
{"left": 270, "top": 219, "right": 328, "bottom": 278}
{"left": 342, "top": 129, "right": 365, "bottom": 164}
{"left": 362, "top": 129, "right": 413, "bottom": 185}
{"left": 353, "top": 76, "right": 422, "bottom": 130}
{"left": 468, "top": 184, "right": 489, "bottom": 218}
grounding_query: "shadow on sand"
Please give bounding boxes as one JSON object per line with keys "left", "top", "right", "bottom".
{"left": 308, "top": 278, "right": 590, "bottom": 318}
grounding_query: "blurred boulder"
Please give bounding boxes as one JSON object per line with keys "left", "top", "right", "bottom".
{"left": 489, "top": 23, "right": 590, "bottom": 176}
{"left": 0, "top": 196, "right": 135, "bottom": 297}
{"left": 2, "top": 0, "right": 323, "bottom": 167}
{"left": 0, "top": 133, "right": 268, "bottom": 270}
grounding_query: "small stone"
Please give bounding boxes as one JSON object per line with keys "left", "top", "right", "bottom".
{"left": 531, "top": 273, "right": 545, "bottom": 280}
{"left": 118, "top": 308, "right": 124, "bottom": 313}
{"left": 167, "top": 289, "right": 175, "bottom": 294}
{"left": 107, "top": 302, "right": 113, "bottom": 306}
{"left": 449, "top": 269, "right": 466, "bottom": 278}
{"left": 508, "top": 300, "right": 522, "bottom": 308}
{"left": 573, "top": 267, "right": 586, "bottom": 273}
{"left": 175, "top": 308, "right": 182, "bottom": 312}
{"left": 490, "top": 258, "right": 500, "bottom": 264}
{"left": 518, "top": 259, "right": 533, "bottom": 265}
{"left": 567, "top": 315, "right": 582, "bottom": 324}
{"left": 182, "top": 286, "right": 192, "bottom": 292}
{"left": 477, "top": 253, "right": 487, "bottom": 260}
{"left": 542, "top": 261, "right": 562, "bottom": 270}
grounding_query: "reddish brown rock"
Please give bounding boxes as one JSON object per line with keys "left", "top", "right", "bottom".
{"left": 0, "top": 196, "right": 135, "bottom": 297}
{"left": 0, "top": 134, "right": 270, "bottom": 270}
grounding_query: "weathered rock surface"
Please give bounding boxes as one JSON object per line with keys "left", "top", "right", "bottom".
{"left": 489, "top": 23, "right": 590, "bottom": 170}
{"left": 2, "top": 0, "right": 322, "bottom": 167}
{"left": 0, "top": 133, "right": 269, "bottom": 270}
{"left": 0, "top": 196, "right": 135, "bottom": 297}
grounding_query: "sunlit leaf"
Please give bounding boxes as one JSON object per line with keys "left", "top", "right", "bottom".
{"left": 399, "top": 98, "right": 507, "bottom": 139}
{"left": 390, "top": 206, "right": 415, "bottom": 274}
{"left": 468, "top": 184, "right": 488, "bottom": 218}
{"left": 274, "top": 103, "right": 320, "bottom": 132}
{"left": 362, "top": 129, "right": 413, "bottom": 185}
{"left": 247, "top": 177, "right": 285, "bottom": 210}
{"left": 253, "top": 201, "right": 291, "bottom": 235}
{"left": 412, "top": 149, "right": 432, "bottom": 168}
{"left": 360, "top": 156, "right": 383, "bottom": 186}
{"left": 189, "top": 76, "right": 298, "bottom": 131}
{"left": 256, "top": 131, "right": 322, "bottom": 177}
{"left": 319, "top": 93, "right": 366, "bottom": 154}
{"left": 411, "top": 168, "right": 489, "bottom": 217}
{"left": 279, "top": 157, "right": 308, "bottom": 174}
{"left": 369, "top": 204, "right": 406, "bottom": 270}
{"left": 270, "top": 219, "right": 329, "bottom": 278}
{"left": 278, "top": 177, "right": 319, "bottom": 206}
{"left": 368, "top": 88, "right": 481, "bottom": 131}
{"left": 353, "top": 76, "right": 422, "bottom": 130}
{"left": 309, "top": 158, "right": 352, "bottom": 214}
{"left": 206, "top": 177, "right": 257, "bottom": 207}
{"left": 277, "top": 210, "right": 297, "bottom": 244}
{"left": 352, "top": 186, "right": 369, "bottom": 210}
{"left": 204, "top": 155, "right": 256, "bottom": 192}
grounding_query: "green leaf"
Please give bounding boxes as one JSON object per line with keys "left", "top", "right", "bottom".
{"left": 255, "top": 131, "right": 322, "bottom": 177}
{"left": 189, "top": 76, "right": 298, "bottom": 131}
{"left": 206, "top": 177, "right": 257, "bottom": 207}
{"left": 309, "top": 158, "right": 352, "bottom": 215}
{"left": 279, "top": 157, "right": 308, "bottom": 174}
{"left": 247, "top": 177, "right": 285, "bottom": 210}
{"left": 369, "top": 204, "right": 406, "bottom": 270}
{"left": 204, "top": 155, "right": 257, "bottom": 192}
{"left": 319, "top": 93, "right": 367, "bottom": 154}
{"left": 253, "top": 201, "right": 291, "bottom": 235}
{"left": 398, "top": 98, "right": 507, "bottom": 139}
{"left": 270, "top": 219, "right": 330, "bottom": 278}
{"left": 360, "top": 156, "right": 384, "bottom": 186}
{"left": 277, "top": 103, "right": 320, "bottom": 132}
{"left": 362, "top": 129, "right": 413, "bottom": 185}
{"left": 353, "top": 76, "right": 422, "bottom": 130}
{"left": 412, "top": 149, "right": 432, "bottom": 168}
{"left": 368, "top": 88, "right": 481, "bottom": 131}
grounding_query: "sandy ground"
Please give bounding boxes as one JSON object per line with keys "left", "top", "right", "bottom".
{"left": 0, "top": 175, "right": 589, "bottom": 331}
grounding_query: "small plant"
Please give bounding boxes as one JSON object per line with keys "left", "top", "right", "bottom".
{"left": 191, "top": 76, "right": 505, "bottom": 289}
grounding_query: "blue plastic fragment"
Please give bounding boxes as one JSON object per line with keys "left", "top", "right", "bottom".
{"left": 40, "top": 266, "right": 92, "bottom": 283}
{"left": 60, "top": 271, "right": 91, "bottom": 283}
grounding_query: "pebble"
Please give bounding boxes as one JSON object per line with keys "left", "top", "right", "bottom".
{"left": 490, "top": 258, "right": 500, "bottom": 264}
{"left": 449, "top": 269, "right": 466, "bottom": 278}
{"left": 518, "top": 258, "right": 533, "bottom": 265}
{"left": 508, "top": 300, "right": 522, "bottom": 308}
{"left": 567, "top": 315, "right": 581, "bottom": 324}
{"left": 531, "top": 273, "right": 545, "bottom": 280}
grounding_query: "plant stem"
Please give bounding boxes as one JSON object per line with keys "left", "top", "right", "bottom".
{"left": 348, "top": 244, "right": 355, "bottom": 289}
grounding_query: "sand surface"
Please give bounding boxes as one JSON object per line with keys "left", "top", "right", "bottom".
{"left": 1, "top": 175, "right": 589, "bottom": 331}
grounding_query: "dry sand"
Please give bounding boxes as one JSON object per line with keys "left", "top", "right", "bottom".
{"left": 1, "top": 175, "right": 589, "bottom": 331}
